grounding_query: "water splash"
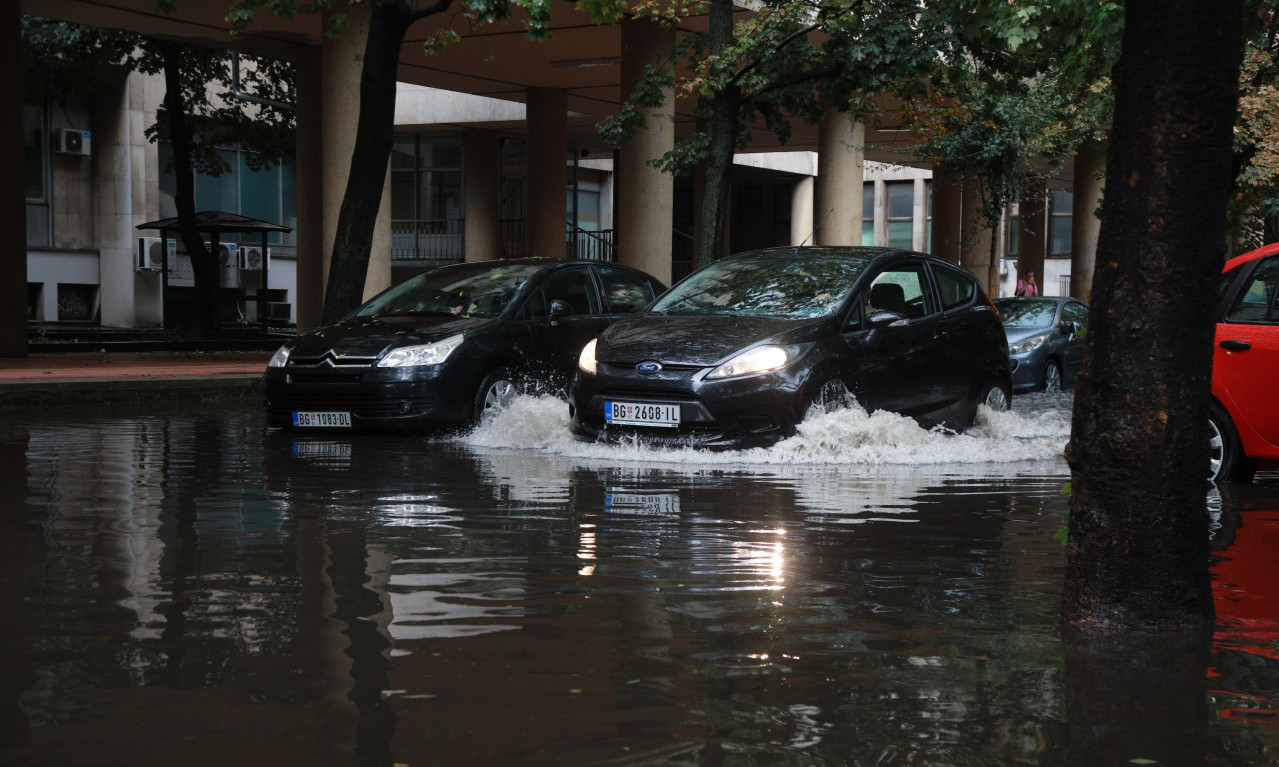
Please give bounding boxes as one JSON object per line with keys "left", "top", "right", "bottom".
{"left": 462, "top": 392, "right": 1072, "bottom": 468}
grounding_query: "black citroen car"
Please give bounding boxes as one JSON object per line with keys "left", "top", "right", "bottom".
{"left": 569, "top": 246, "right": 1012, "bottom": 449}
{"left": 264, "top": 258, "right": 665, "bottom": 432}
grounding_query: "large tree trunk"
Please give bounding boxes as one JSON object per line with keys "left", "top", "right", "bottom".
{"left": 1062, "top": 0, "right": 1244, "bottom": 632}
{"left": 321, "top": 2, "right": 415, "bottom": 324}
{"left": 158, "top": 41, "right": 218, "bottom": 339}
{"left": 695, "top": 0, "right": 740, "bottom": 268}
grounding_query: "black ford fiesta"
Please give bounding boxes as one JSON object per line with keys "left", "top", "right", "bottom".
{"left": 264, "top": 258, "right": 665, "bottom": 432}
{"left": 570, "top": 246, "right": 1012, "bottom": 449}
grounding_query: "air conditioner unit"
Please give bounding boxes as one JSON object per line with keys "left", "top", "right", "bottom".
{"left": 205, "top": 241, "right": 239, "bottom": 266}
{"left": 136, "top": 237, "right": 174, "bottom": 271}
{"left": 57, "top": 128, "right": 91, "bottom": 156}
{"left": 240, "top": 245, "right": 269, "bottom": 270}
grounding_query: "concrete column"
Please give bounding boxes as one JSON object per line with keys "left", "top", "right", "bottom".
{"left": 617, "top": 18, "right": 674, "bottom": 284}
{"left": 464, "top": 130, "right": 501, "bottom": 262}
{"left": 814, "top": 111, "right": 864, "bottom": 246}
{"left": 872, "top": 178, "right": 887, "bottom": 246}
{"left": 930, "top": 167, "right": 963, "bottom": 263}
{"left": 526, "top": 88, "right": 568, "bottom": 260}
{"left": 318, "top": 3, "right": 392, "bottom": 309}
{"left": 294, "top": 45, "right": 325, "bottom": 331}
{"left": 790, "top": 176, "right": 814, "bottom": 246}
{"left": 912, "top": 178, "right": 928, "bottom": 251}
{"left": 960, "top": 180, "right": 995, "bottom": 293}
{"left": 1017, "top": 175, "right": 1048, "bottom": 293}
{"left": 1071, "top": 140, "right": 1105, "bottom": 301}
{"left": 95, "top": 78, "right": 139, "bottom": 328}
{"left": 0, "top": 2, "right": 26, "bottom": 355}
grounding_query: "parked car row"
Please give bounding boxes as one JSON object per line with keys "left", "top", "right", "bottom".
{"left": 262, "top": 242, "right": 1279, "bottom": 481}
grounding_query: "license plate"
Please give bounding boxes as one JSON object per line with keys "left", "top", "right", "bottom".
{"left": 605, "top": 401, "right": 679, "bottom": 427}
{"left": 293, "top": 411, "right": 352, "bottom": 428}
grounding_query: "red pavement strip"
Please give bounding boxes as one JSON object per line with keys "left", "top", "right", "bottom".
{"left": 0, "top": 352, "right": 272, "bottom": 382}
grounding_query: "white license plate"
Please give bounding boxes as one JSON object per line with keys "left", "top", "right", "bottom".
{"left": 605, "top": 401, "right": 679, "bottom": 427}
{"left": 293, "top": 411, "right": 352, "bottom": 428}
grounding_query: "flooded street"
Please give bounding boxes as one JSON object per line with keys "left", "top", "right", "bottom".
{"left": 2, "top": 393, "right": 1279, "bottom": 766}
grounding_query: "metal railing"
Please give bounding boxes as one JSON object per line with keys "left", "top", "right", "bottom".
{"left": 567, "top": 226, "right": 614, "bottom": 261}
{"left": 391, "top": 219, "right": 464, "bottom": 268}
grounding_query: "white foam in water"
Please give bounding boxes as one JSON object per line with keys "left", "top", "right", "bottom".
{"left": 462, "top": 392, "right": 1072, "bottom": 467}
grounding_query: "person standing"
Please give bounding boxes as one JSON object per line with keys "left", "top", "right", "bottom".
{"left": 1016, "top": 268, "right": 1039, "bottom": 297}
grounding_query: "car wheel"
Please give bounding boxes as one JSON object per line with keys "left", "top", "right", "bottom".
{"left": 1208, "top": 401, "right": 1256, "bottom": 483}
{"left": 804, "top": 377, "right": 853, "bottom": 421}
{"left": 1043, "top": 359, "right": 1063, "bottom": 392}
{"left": 981, "top": 380, "right": 1011, "bottom": 412}
{"left": 473, "top": 368, "right": 516, "bottom": 422}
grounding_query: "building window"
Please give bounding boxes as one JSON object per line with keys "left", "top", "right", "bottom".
{"left": 391, "top": 133, "right": 464, "bottom": 267}
{"left": 1005, "top": 199, "right": 1020, "bottom": 258}
{"left": 886, "top": 181, "right": 913, "bottom": 249}
{"left": 25, "top": 100, "right": 50, "bottom": 247}
{"left": 926, "top": 181, "right": 932, "bottom": 252}
{"left": 159, "top": 143, "right": 297, "bottom": 247}
{"left": 862, "top": 182, "right": 874, "bottom": 246}
{"left": 1051, "top": 191, "right": 1073, "bottom": 255}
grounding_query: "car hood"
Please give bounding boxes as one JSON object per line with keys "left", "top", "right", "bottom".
{"left": 288, "top": 315, "right": 494, "bottom": 359}
{"left": 597, "top": 314, "right": 821, "bottom": 366}
{"left": 1003, "top": 325, "right": 1053, "bottom": 345}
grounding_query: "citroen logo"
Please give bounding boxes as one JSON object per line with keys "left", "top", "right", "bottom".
{"left": 636, "top": 361, "right": 662, "bottom": 374}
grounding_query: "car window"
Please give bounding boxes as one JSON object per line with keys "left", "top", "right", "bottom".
{"left": 1226, "top": 255, "right": 1279, "bottom": 323}
{"left": 525, "top": 267, "right": 600, "bottom": 319}
{"left": 932, "top": 265, "right": 977, "bottom": 310}
{"left": 993, "top": 298, "right": 1059, "bottom": 327}
{"left": 865, "top": 264, "right": 935, "bottom": 319}
{"left": 597, "top": 266, "right": 656, "bottom": 313}
{"left": 1060, "top": 301, "right": 1088, "bottom": 328}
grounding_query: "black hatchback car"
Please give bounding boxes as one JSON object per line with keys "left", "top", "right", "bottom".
{"left": 264, "top": 259, "right": 665, "bottom": 432}
{"left": 569, "top": 246, "right": 1012, "bottom": 449}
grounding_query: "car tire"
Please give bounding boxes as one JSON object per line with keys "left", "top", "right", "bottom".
{"left": 981, "top": 380, "right": 1011, "bottom": 412}
{"left": 803, "top": 377, "right": 854, "bottom": 421}
{"left": 1209, "top": 401, "right": 1256, "bottom": 483}
{"left": 1043, "top": 359, "right": 1063, "bottom": 392}
{"left": 473, "top": 368, "right": 516, "bottom": 423}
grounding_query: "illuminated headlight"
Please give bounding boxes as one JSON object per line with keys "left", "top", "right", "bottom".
{"left": 706, "top": 345, "right": 790, "bottom": 380}
{"left": 267, "top": 345, "right": 292, "bottom": 368}
{"left": 1009, "top": 333, "right": 1049, "bottom": 356}
{"left": 377, "top": 334, "right": 464, "bottom": 367}
{"left": 578, "top": 338, "right": 598, "bottom": 375}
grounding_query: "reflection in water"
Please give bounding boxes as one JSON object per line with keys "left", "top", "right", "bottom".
{"left": 0, "top": 397, "right": 1277, "bottom": 766}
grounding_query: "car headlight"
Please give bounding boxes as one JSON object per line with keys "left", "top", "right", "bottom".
{"left": 377, "top": 333, "right": 464, "bottom": 367}
{"left": 267, "top": 345, "right": 292, "bottom": 368}
{"left": 1008, "top": 333, "right": 1049, "bottom": 356}
{"left": 706, "top": 345, "right": 791, "bottom": 380}
{"left": 578, "top": 338, "right": 598, "bottom": 375}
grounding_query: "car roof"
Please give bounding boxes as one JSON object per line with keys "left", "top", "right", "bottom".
{"left": 1224, "top": 242, "right": 1279, "bottom": 273}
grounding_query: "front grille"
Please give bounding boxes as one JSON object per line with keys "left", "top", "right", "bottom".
{"left": 267, "top": 392, "right": 435, "bottom": 417}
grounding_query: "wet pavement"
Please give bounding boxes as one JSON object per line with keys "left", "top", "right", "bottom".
{"left": 2, "top": 390, "right": 1278, "bottom": 766}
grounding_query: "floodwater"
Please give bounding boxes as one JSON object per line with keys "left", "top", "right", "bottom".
{"left": 1, "top": 392, "right": 1278, "bottom": 766}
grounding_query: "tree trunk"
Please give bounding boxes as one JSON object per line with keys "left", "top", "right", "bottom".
{"left": 321, "top": 2, "right": 415, "bottom": 324}
{"left": 158, "top": 41, "right": 218, "bottom": 339}
{"left": 1062, "top": 0, "right": 1244, "bottom": 632}
{"left": 695, "top": 0, "right": 740, "bottom": 268}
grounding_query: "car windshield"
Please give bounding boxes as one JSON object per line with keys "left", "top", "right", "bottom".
{"left": 994, "top": 298, "right": 1059, "bottom": 328}
{"left": 352, "top": 263, "right": 544, "bottom": 319}
{"left": 650, "top": 254, "right": 871, "bottom": 318}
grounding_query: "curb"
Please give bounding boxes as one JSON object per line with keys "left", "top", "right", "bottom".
{"left": 0, "top": 376, "right": 263, "bottom": 409}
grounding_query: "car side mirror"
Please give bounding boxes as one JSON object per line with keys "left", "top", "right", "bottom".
{"left": 1061, "top": 320, "right": 1081, "bottom": 337}
{"left": 549, "top": 299, "right": 574, "bottom": 323}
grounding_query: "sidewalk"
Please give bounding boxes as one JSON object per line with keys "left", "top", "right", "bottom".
{"left": 0, "top": 350, "right": 273, "bottom": 408}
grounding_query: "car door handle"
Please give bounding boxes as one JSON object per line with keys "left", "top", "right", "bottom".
{"left": 932, "top": 330, "right": 950, "bottom": 342}
{"left": 1219, "top": 339, "right": 1251, "bottom": 351}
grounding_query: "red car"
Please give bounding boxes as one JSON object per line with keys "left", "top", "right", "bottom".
{"left": 1210, "top": 242, "right": 1279, "bottom": 481}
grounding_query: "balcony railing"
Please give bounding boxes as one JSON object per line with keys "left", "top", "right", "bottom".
{"left": 392, "top": 219, "right": 464, "bottom": 268}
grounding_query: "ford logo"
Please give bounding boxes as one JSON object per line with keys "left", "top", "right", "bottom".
{"left": 636, "top": 361, "right": 662, "bottom": 375}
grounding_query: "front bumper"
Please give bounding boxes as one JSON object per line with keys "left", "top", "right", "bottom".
{"left": 263, "top": 365, "right": 472, "bottom": 432}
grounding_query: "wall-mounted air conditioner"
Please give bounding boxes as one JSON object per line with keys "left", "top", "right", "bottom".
{"left": 136, "top": 237, "right": 174, "bottom": 271}
{"left": 240, "top": 245, "right": 269, "bottom": 270}
{"left": 206, "top": 241, "right": 239, "bottom": 266}
{"left": 57, "top": 128, "right": 91, "bottom": 156}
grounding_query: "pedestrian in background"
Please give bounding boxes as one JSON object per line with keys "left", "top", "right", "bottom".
{"left": 1016, "top": 268, "right": 1039, "bottom": 297}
